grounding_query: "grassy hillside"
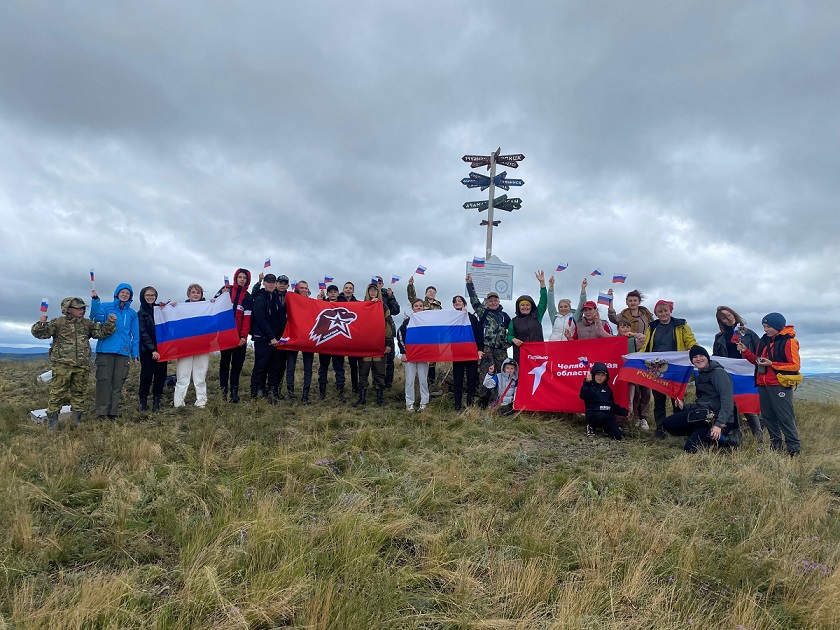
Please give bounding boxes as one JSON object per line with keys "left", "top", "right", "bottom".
{"left": 1, "top": 356, "right": 838, "bottom": 629}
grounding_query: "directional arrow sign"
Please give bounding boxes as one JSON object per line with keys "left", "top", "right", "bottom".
{"left": 461, "top": 178, "right": 484, "bottom": 188}
{"left": 480, "top": 220, "right": 501, "bottom": 226}
{"left": 463, "top": 194, "right": 507, "bottom": 211}
{"left": 498, "top": 154, "right": 525, "bottom": 162}
{"left": 496, "top": 159, "right": 520, "bottom": 168}
{"left": 492, "top": 171, "right": 508, "bottom": 184}
{"left": 494, "top": 177, "right": 525, "bottom": 191}
{"left": 469, "top": 172, "right": 492, "bottom": 184}
{"left": 462, "top": 154, "right": 491, "bottom": 163}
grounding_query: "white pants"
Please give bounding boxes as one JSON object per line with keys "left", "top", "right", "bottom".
{"left": 404, "top": 361, "right": 429, "bottom": 407}
{"left": 174, "top": 353, "right": 210, "bottom": 407}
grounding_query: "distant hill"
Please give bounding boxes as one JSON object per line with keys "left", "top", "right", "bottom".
{"left": 0, "top": 346, "right": 50, "bottom": 355}
{"left": 795, "top": 375, "right": 840, "bottom": 404}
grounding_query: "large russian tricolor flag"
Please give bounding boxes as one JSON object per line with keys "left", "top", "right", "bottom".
{"left": 154, "top": 300, "right": 240, "bottom": 361}
{"left": 404, "top": 310, "right": 478, "bottom": 363}
{"left": 617, "top": 351, "right": 760, "bottom": 414}
{"left": 617, "top": 351, "right": 695, "bottom": 399}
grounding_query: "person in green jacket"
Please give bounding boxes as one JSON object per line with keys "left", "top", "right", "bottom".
{"left": 507, "top": 271, "right": 548, "bottom": 364}
{"left": 31, "top": 297, "right": 116, "bottom": 428}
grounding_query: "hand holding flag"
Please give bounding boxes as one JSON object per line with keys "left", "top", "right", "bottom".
{"left": 224, "top": 275, "right": 231, "bottom": 289}
{"left": 40, "top": 298, "right": 49, "bottom": 314}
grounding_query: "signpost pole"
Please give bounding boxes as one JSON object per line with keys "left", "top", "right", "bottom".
{"left": 485, "top": 149, "right": 498, "bottom": 260}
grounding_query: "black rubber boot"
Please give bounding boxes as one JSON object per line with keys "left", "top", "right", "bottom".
{"left": 353, "top": 387, "right": 367, "bottom": 407}
{"left": 337, "top": 387, "right": 346, "bottom": 403}
{"left": 222, "top": 387, "right": 228, "bottom": 402}
{"left": 139, "top": 396, "right": 148, "bottom": 412}
{"left": 302, "top": 387, "right": 311, "bottom": 404}
{"left": 319, "top": 383, "right": 327, "bottom": 400}
{"left": 230, "top": 387, "right": 239, "bottom": 404}
{"left": 152, "top": 396, "right": 161, "bottom": 412}
{"left": 376, "top": 387, "right": 384, "bottom": 407}
{"left": 287, "top": 387, "right": 295, "bottom": 403}
{"left": 47, "top": 412, "right": 59, "bottom": 429}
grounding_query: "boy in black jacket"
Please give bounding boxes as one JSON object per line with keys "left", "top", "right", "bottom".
{"left": 579, "top": 362, "right": 629, "bottom": 440}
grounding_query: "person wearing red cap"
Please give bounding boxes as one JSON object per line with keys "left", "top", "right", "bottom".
{"left": 641, "top": 299, "right": 698, "bottom": 438}
{"left": 572, "top": 301, "right": 612, "bottom": 339}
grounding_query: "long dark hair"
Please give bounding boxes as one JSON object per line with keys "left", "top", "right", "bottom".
{"left": 715, "top": 305, "right": 746, "bottom": 331}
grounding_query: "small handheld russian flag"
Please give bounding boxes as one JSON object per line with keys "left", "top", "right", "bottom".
{"left": 89, "top": 269, "right": 95, "bottom": 282}
{"left": 731, "top": 328, "right": 742, "bottom": 344}
{"left": 556, "top": 262, "right": 568, "bottom": 272}
{"left": 264, "top": 257, "right": 271, "bottom": 269}
{"left": 590, "top": 268, "right": 603, "bottom": 277}
{"left": 391, "top": 275, "right": 401, "bottom": 284}
{"left": 277, "top": 337, "right": 290, "bottom": 345}
{"left": 371, "top": 276, "right": 378, "bottom": 285}
{"left": 597, "top": 291, "right": 613, "bottom": 306}
{"left": 290, "top": 282, "right": 297, "bottom": 291}
{"left": 415, "top": 265, "right": 427, "bottom": 275}
{"left": 224, "top": 275, "right": 231, "bottom": 288}
{"left": 578, "top": 356, "right": 590, "bottom": 367}
{"left": 324, "top": 275, "right": 334, "bottom": 283}
{"left": 40, "top": 298, "right": 49, "bottom": 313}
{"left": 318, "top": 281, "right": 327, "bottom": 290}
{"left": 612, "top": 274, "right": 627, "bottom": 284}
{"left": 472, "top": 256, "right": 485, "bottom": 268}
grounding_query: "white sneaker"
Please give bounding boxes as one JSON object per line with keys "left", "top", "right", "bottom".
{"left": 639, "top": 418, "right": 650, "bottom": 431}
{"left": 406, "top": 405, "right": 414, "bottom": 412}
{"left": 418, "top": 404, "right": 427, "bottom": 412}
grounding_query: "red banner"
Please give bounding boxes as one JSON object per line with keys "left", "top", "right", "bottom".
{"left": 282, "top": 292, "right": 386, "bottom": 357}
{"left": 514, "top": 337, "right": 629, "bottom": 413}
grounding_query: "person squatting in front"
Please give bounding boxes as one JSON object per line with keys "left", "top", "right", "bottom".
{"left": 579, "top": 362, "right": 628, "bottom": 440}
{"left": 483, "top": 358, "right": 518, "bottom": 416}
{"left": 31, "top": 297, "right": 116, "bottom": 428}
{"left": 661, "top": 345, "right": 742, "bottom": 452}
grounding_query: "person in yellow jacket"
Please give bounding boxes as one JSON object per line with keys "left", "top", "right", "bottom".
{"left": 641, "top": 299, "right": 698, "bottom": 438}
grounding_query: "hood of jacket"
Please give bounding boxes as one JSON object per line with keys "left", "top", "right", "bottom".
{"left": 514, "top": 295, "right": 538, "bottom": 318}
{"left": 500, "top": 357, "right": 519, "bottom": 379}
{"left": 112, "top": 283, "right": 134, "bottom": 305}
{"left": 138, "top": 286, "right": 158, "bottom": 314}
{"left": 777, "top": 325, "right": 796, "bottom": 338}
{"left": 590, "top": 361, "right": 610, "bottom": 379}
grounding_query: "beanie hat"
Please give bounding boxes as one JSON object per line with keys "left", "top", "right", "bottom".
{"left": 689, "top": 345, "right": 710, "bottom": 361}
{"left": 591, "top": 361, "right": 609, "bottom": 378}
{"left": 762, "top": 312, "right": 786, "bottom": 331}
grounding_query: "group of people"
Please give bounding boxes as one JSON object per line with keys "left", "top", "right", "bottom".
{"left": 32, "top": 268, "right": 803, "bottom": 456}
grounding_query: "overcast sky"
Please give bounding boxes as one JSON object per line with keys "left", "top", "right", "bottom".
{"left": 2, "top": 1, "right": 838, "bottom": 371}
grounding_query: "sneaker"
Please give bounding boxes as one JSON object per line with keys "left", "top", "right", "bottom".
{"left": 639, "top": 418, "right": 650, "bottom": 431}
{"left": 406, "top": 405, "right": 414, "bottom": 412}
{"left": 418, "top": 404, "right": 427, "bottom": 412}
{"left": 586, "top": 425, "right": 595, "bottom": 437}
{"left": 654, "top": 428, "right": 667, "bottom": 439}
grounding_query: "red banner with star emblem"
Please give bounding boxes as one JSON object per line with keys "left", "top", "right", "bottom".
{"left": 513, "top": 337, "right": 629, "bottom": 413}
{"left": 281, "top": 291, "right": 386, "bottom": 357}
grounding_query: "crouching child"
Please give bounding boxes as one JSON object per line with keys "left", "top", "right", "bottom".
{"left": 483, "top": 358, "right": 518, "bottom": 416}
{"left": 31, "top": 297, "right": 116, "bottom": 428}
{"left": 579, "top": 362, "right": 628, "bottom": 440}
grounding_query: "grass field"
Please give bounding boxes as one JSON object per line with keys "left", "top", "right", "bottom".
{"left": 1, "top": 356, "right": 838, "bottom": 629}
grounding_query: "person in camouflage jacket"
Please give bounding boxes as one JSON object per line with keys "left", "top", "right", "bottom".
{"left": 465, "top": 274, "right": 512, "bottom": 407}
{"left": 31, "top": 297, "right": 116, "bottom": 427}
{"left": 406, "top": 276, "right": 442, "bottom": 310}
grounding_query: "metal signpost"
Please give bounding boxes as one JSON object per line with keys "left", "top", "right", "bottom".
{"left": 460, "top": 148, "right": 525, "bottom": 260}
